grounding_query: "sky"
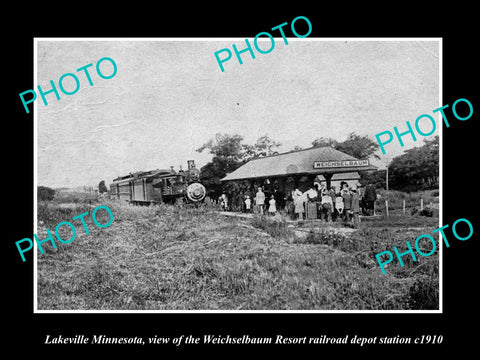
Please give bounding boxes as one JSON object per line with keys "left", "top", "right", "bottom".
{"left": 36, "top": 38, "right": 440, "bottom": 188}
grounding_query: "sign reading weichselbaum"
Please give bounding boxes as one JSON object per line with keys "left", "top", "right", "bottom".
{"left": 313, "top": 160, "right": 370, "bottom": 169}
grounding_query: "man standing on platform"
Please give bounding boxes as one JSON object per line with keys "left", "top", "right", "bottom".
{"left": 273, "top": 187, "right": 285, "bottom": 212}
{"left": 351, "top": 186, "right": 360, "bottom": 228}
{"left": 329, "top": 186, "right": 337, "bottom": 220}
{"left": 364, "top": 184, "right": 377, "bottom": 216}
{"left": 255, "top": 187, "right": 266, "bottom": 214}
{"left": 342, "top": 185, "right": 352, "bottom": 222}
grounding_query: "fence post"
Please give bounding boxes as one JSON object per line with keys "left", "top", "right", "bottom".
{"left": 385, "top": 200, "right": 389, "bottom": 217}
{"left": 403, "top": 199, "right": 405, "bottom": 215}
{"left": 420, "top": 198, "right": 424, "bottom": 211}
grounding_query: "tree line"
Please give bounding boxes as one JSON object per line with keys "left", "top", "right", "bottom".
{"left": 38, "top": 134, "right": 438, "bottom": 202}
{"left": 196, "top": 133, "right": 439, "bottom": 199}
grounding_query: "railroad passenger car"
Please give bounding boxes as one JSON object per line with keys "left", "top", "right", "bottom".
{"left": 109, "top": 160, "right": 206, "bottom": 204}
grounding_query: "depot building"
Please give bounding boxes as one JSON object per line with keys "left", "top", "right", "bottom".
{"left": 221, "top": 146, "right": 377, "bottom": 194}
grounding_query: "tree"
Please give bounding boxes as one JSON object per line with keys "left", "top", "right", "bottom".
{"left": 359, "top": 170, "right": 386, "bottom": 189}
{"left": 38, "top": 186, "right": 55, "bottom": 201}
{"left": 311, "top": 137, "right": 338, "bottom": 149}
{"left": 197, "top": 133, "right": 245, "bottom": 198}
{"left": 197, "top": 133, "right": 282, "bottom": 198}
{"left": 98, "top": 180, "right": 108, "bottom": 194}
{"left": 241, "top": 134, "right": 281, "bottom": 161}
{"left": 336, "top": 133, "right": 380, "bottom": 160}
{"left": 389, "top": 136, "right": 439, "bottom": 192}
{"left": 198, "top": 156, "right": 242, "bottom": 197}
{"left": 196, "top": 133, "right": 244, "bottom": 162}
{"left": 311, "top": 132, "right": 380, "bottom": 160}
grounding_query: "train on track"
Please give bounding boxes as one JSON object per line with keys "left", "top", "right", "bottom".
{"left": 109, "top": 160, "right": 206, "bottom": 205}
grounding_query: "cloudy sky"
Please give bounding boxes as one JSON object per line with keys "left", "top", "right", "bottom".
{"left": 36, "top": 38, "right": 440, "bottom": 188}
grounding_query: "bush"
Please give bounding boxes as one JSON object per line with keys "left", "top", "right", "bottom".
{"left": 98, "top": 180, "right": 108, "bottom": 194}
{"left": 419, "top": 207, "right": 434, "bottom": 217}
{"left": 250, "top": 215, "right": 291, "bottom": 239}
{"left": 411, "top": 206, "right": 436, "bottom": 217}
{"left": 294, "top": 229, "right": 361, "bottom": 253}
{"left": 38, "top": 186, "right": 55, "bottom": 201}
{"left": 37, "top": 202, "right": 92, "bottom": 227}
{"left": 406, "top": 276, "right": 439, "bottom": 309}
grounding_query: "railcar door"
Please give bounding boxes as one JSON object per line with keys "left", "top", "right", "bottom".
{"left": 147, "top": 178, "right": 163, "bottom": 203}
{"left": 132, "top": 178, "right": 145, "bottom": 202}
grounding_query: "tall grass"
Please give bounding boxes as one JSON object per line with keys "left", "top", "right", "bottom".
{"left": 250, "top": 214, "right": 292, "bottom": 239}
{"left": 37, "top": 198, "right": 439, "bottom": 310}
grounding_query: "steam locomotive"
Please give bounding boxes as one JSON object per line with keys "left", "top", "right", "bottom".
{"left": 109, "top": 160, "right": 206, "bottom": 205}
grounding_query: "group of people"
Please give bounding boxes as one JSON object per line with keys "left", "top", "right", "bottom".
{"left": 219, "top": 187, "right": 286, "bottom": 215}
{"left": 292, "top": 182, "right": 377, "bottom": 225}
{"left": 219, "top": 181, "right": 377, "bottom": 227}
{"left": 246, "top": 187, "right": 286, "bottom": 216}
{"left": 291, "top": 183, "right": 358, "bottom": 225}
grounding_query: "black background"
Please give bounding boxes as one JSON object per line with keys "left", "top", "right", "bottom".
{"left": 5, "top": 4, "right": 478, "bottom": 356}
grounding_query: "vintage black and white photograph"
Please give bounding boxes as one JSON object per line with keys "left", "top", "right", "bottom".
{"left": 34, "top": 38, "right": 441, "bottom": 311}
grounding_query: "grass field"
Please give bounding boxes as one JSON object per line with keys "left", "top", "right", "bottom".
{"left": 36, "top": 191, "right": 440, "bottom": 311}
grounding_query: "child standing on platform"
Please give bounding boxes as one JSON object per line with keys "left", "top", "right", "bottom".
{"left": 268, "top": 195, "right": 277, "bottom": 215}
{"left": 244, "top": 195, "right": 251, "bottom": 213}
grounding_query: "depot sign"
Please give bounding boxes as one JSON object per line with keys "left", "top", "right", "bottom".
{"left": 313, "top": 159, "right": 369, "bottom": 169}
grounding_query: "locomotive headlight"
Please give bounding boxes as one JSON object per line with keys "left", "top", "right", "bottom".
{"left": 189, "top": 168, "right": 200, "bottom": 180}
{"left": 186, "top": 183, "right": 206, "bottom": 202}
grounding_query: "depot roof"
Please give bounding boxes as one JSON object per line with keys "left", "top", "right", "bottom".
{"left": 317, "top": 172, "right": 360, "bottom": 181}
{"left": 221, "top": 146, "right": 377, "bottom": 182}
